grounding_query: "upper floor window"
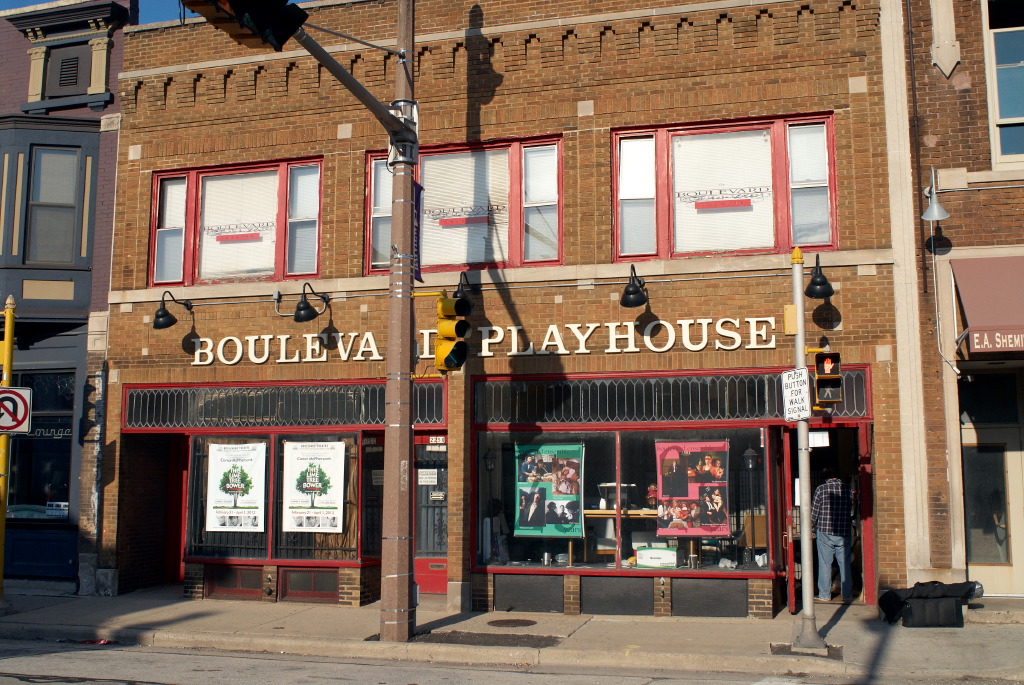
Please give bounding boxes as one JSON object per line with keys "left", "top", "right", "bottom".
{"left": 368, "top": 139, "right": 561, "bottom": 273}
{"left": 986, "top": 1, "right": 1024, "bottom": 165}
{"left": 27, "top": 147, "right": 81, "bottom": 266}
{"left": 151, "top": 160, "right": 321, "bottom": 286}
{"left": 615, "top": 116, "right": 835, "bottom": 260}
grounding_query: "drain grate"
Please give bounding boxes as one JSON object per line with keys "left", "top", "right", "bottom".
{"left": 486, "top": 618, "right": 537, "bottom": 628}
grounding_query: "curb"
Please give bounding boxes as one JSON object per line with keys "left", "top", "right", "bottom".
{"left": 0, "top": 620, "right": 1020, "bottom": 681}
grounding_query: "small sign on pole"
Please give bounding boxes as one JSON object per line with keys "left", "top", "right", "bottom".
{"left": 781, "top": 368, "right": 811, "bottom": 422}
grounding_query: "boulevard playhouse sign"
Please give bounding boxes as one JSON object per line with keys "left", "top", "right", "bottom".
{"left": 189, "top": 316, "right": 778, "bottom": 366}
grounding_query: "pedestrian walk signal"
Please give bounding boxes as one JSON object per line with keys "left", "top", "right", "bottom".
{"left": 813, "top": 352, "right": 842, "bottom": 405}
{"left": 435, "top": 296, "right": 471, "bottom": 372}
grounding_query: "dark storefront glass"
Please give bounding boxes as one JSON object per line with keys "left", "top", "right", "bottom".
{"left": 7, "top": 372, "right": 75, "bottom": 520}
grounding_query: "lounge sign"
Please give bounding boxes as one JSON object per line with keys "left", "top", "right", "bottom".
{"left": 190, "top": 317, "right": 777, "bottom": 366}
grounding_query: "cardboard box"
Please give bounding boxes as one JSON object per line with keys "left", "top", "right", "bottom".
{"left": 636, "top": 546, "right": 683, "bottom": 569}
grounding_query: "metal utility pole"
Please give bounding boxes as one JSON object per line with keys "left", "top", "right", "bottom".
{"left": 791, "top": 249, "right": 825, "bottom": 650}
{"left": 378, "top": 0, "right": 417, "bottom": 643}
{"left": 0, "top": 296, "right": 17, "bottom": 615}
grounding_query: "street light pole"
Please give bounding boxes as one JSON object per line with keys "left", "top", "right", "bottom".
{"left": 379, "top": 0, "right": 417, "bottom": 643}
{"left": 791, "top": 248, "right": 825, "bottom": 650}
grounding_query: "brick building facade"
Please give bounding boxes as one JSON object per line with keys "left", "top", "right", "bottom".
{"left": 900, "top": 0, "right": 1024, "bottom": 596}
{"left": 95, "top": 0, "right": 930, "bottom": 615}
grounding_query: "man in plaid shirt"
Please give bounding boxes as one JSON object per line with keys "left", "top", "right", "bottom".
{"left": 811, "top": 469, "right": 853, "bottom": 602}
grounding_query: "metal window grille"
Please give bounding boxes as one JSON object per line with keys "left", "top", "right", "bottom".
{"left": 124, "top": 382, "right": 444, "bottom": 429}
{"left": 474, "top": 370, "right": 867, "bottom": 424}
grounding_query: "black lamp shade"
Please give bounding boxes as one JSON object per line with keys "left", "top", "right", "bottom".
{"left": 620, "top": 266, "right": 648, "bottom": 308}
{"left": 153, "top": 305, "right": 178, "bottom": 330}
{"left": 293, "top": 295, "right": 320, "bottom": 322}
{"left": 804, "top": 255, "right": 834, "bottom": 300}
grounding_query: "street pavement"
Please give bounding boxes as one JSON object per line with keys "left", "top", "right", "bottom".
{"left": 0, "top": 585, "right": 1023, "bottom": 682}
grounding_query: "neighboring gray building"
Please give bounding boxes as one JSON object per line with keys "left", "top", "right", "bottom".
{"left": 0, "top": 0, "right": 135, "bottom": 593}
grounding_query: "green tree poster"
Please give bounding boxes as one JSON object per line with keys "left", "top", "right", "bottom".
{"left": 282, "top": 441, "right": 346, "bottom": 532}
{"left": 205, "top": 442, "right": 266, "bottom": 532}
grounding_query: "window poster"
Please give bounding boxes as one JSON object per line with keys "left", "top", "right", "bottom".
{"left": 206, "top": 442, "right": 266, "bottom": 532}
{"left": 513, "top": 444, "right": 584, "bottom": 538}
{"left": 281, "top": 441, "right": 346, "bottom": 533}
{"left": 655, "top": 440, "right": 730, "bottom": 537}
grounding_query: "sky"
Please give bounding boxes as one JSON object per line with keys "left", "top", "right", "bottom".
{"left": 0, "top": 0, "right": 189, "bottom": 24}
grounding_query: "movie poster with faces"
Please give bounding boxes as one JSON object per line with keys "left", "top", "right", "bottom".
{"left": 206, "top": 442, "right": 266, "bottom": 532}
{"left": 281, "top": 441, "right": 346, "bottom": 533}
{"left": 655, "top": 440, "right": 730, "bottom": 537}
{"left": 513, "top": 444, "right": 584, "bottom": 538}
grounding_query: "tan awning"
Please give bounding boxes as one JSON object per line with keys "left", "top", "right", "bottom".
{"left": 951, "top": 256, "right": 1024, "bottom": 353}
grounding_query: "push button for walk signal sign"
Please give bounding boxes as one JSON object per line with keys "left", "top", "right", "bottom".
{"left": 0, "top": 387, "right": 32, "bottom": 434}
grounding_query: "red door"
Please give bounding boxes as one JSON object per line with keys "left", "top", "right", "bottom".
{"left": 163, "top": 435, "right": 189, "bottom": 583}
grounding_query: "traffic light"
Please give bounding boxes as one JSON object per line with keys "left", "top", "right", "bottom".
{"left": 813, "top": 352, "right": 842, "bottom": 405}
{"left": 182, "top": 0, "right": 308, "bottom": 51}
{"left": 434, "top": 296, "right": 472, "bottom": 372}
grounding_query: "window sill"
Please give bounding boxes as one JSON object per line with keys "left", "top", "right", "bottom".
{"left": 22, "top": 92, "right": 113, "bottom": 115}
{"left": 966, "top": 169, "right": 1024, "bottom": 184}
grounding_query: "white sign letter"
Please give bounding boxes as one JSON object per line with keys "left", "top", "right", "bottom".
{"left": 714, "top": 318, "right": 742, "bottom": 351}
{"left": 746, "top": 317, "right": 776, "bottom": 349}
{"left": 193, "top": 337, "right": 214, "bottom": 366}
{"left": 478, "top": 326, "right": 504, "bottom": 358}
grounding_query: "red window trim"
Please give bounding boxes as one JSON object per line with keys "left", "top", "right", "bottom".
{"left": 364, "top": 135, "right": 563, "bottom": 276}
{"left": 612, "top": 114, "right": 838, "bottom": 263}
{"left": 149, "top": 157, "right": 323, "bottom": 287}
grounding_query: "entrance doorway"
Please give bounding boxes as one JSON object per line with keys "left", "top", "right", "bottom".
{"left": 961, "top": 426, "right": 1023, "bottom": 594}
{"left": 785, "top": 426, "right": 872, "bottom": 610}
{"left": 414, "top": 439, "right": 449, "bottom": 594}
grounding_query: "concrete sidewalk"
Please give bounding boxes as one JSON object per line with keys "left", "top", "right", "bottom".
{"left": 1, "top": 586, "right": 1023, "bottom": 681}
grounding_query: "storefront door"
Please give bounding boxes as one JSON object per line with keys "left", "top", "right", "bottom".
{"left": 414, "top": 438, "right": 448, "bottom": 594}
{"left": 785, "top": 425, "right": 871, "bottom": 610}
{"left": 961, "top": 426, "right": 1024, "bottom": 595}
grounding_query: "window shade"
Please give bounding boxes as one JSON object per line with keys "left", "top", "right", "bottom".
{"left": 673, "top": 129, "right": 774, "bottom": 252}
{"left": 788, "top": 125, "right": 827, "bottom": 184}
{"left": 32, "top": 148, "right": 78, "bottom": 204}
{"left": 199, "top": 171, "right": 278, "bottom": 280}
{"left": 420, "top": 149, "right": 509, "bottom": 266}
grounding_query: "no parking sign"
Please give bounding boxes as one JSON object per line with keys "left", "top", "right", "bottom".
{"left": 0, "top": 387, "right": 32, "bottom": 434}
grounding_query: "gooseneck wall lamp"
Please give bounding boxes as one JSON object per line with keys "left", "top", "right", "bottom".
{"left": 804, "top": 255, "right": 835, "bottom": 299}
{"left": 292, "top": 282, "right": 330, "bottom": 323}
{"left": 620, "top": 265, "right": 649, "bottom": 308}
{"left": 273, "top": 282, "right": 329, "bottom": 322}
{"left": 152, "top": 291, "right": 193, "bottom": 330}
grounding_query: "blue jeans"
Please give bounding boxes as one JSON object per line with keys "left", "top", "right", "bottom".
{"left": 816, "top": 532, "right": 852, "bottom": 600}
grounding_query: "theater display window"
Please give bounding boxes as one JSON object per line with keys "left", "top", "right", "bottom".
{"left": 185, "top": 433, "right": 375, "bottom": 563}
{"left": 477, "top": 427, "right": 770, "bottom": 574}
